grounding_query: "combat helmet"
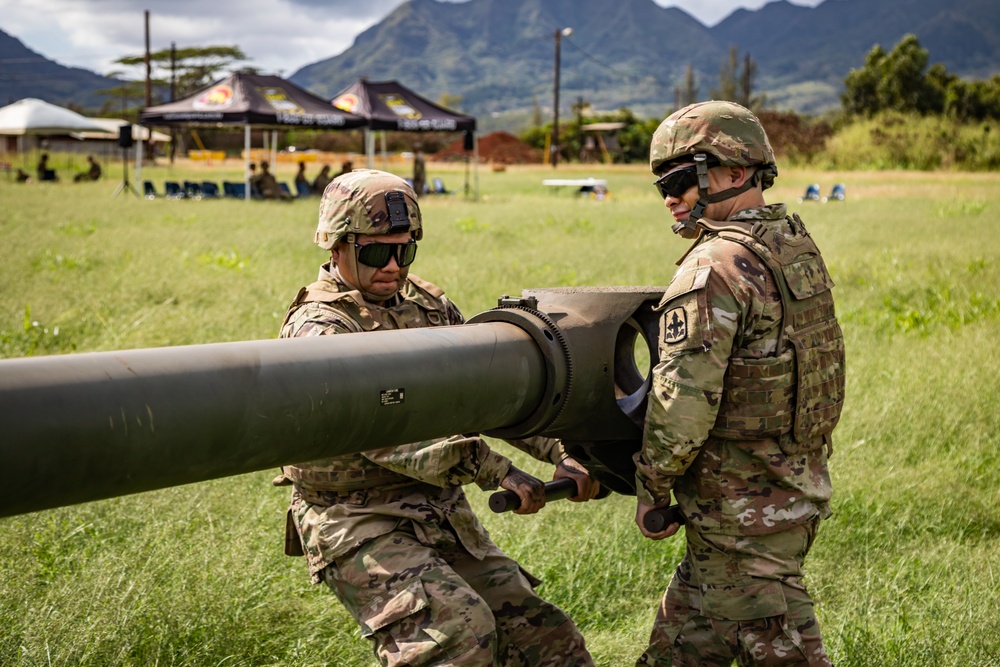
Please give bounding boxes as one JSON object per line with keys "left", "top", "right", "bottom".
{"left": 315, "top": 169, "right": 422, "bottom": 250}
{"left": 650, "top": 101, "right": 778, "bottom": 233}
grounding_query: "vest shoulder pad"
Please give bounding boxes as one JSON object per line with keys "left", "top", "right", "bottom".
{"left": 405, "top": 273, "right": 445, "bottom": 299}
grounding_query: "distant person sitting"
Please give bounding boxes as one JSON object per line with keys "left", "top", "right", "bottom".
{"left": 335, "top": 159, "right": 353, "bottom": 178}
{"left": 16, "top": 168, "right": 31, "bottom": 183}
{"left": 255, "top": 160, "right": 291, "bottom": 200}
{"left": 312, "top": 164, "right": 332, "bottom": 194}
{"left": 294, "top": 160, "right": 311, "bottom": 197}
{"left": 36, "top": 153, "right": 58, "bottom": 182}
{"left": 74, "top": 155, "right": 102, "bottom": 182}
{"left": 249, "top": 162, "right": 262, "bottom": 198}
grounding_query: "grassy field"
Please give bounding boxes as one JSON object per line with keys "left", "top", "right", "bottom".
{"left": 1, "top": 158, "right": 999, "bottom": 666}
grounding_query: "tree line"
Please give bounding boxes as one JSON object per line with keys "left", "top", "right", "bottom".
{"left": 99, "top": 34, "right": 998, "bottom": 169}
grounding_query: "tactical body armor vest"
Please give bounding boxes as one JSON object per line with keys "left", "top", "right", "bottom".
{"left": 702, "top": 215, "right": 845, "bottom": 454}
{"left": 281, "top": 273, "right": 454, "bottom": 494}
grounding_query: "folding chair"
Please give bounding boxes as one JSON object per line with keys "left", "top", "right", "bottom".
{"left": 279, "top": 182, "right": 292, "bottom": 198}
{"left": 798, "top": 183, "right": 820, "bottom": 202}
{"left": 823, "top": 183, "right": 846, "bottom": 202}
{"left": 201, "top": 182, "right": 221, "bottom": 198}
{"left": 432, "top": 177, "right": 450, "bottom": 195}
{"left": 183, "top": 181, "right": 202, "bottom": 199}
{"left": 164, "top": 181, "right": 184, "bottom": 199}
{"left": 295, "top": 181, "right": 311, "bottom": 198}
{"left": 143, "top": 181, "right": 160, "bottom": 199}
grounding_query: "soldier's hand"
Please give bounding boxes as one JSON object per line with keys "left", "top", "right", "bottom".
{"left": 553, "top": 457, "right": 601, "bottom": 502}
{"left": 636, "top": 500, "right": 682, "bottom": 540}
{"left": 500, "top": 466, "right": 546, "bottom": 515}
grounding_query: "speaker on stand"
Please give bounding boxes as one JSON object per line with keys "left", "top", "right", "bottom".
{"left": 462, "top": 131, "right": 474, "bottom": 197}
{"left": 113, "top": 124, "right": 139, "bottom": 199}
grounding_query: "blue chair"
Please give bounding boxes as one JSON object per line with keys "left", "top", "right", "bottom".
{"left": 226, "top": 182, "right": 247, "bottom": 199}
{"left": 183, "top": 181, "right": 202, "bottom": 199}
{"left": 824, "top": 183, "right": 846, "bottom": 202}
{"left": 431, "top": 177, "right": 451, "bottom": 195}
{"left": 279, "top": 182, "right": 292, "bottom": 197}
{"left": 143, "top": 181, "right": 160, "bottom": 199}
{"left": 295, "top": 180, "right": 311, "bottom": 198}
{"left": 164, "top": 181, "right": 184, "bottom": 199}
{"left": 799, "top": 183, "right": 820, "bottom": 202}
{"left": 201, "top": 181, "right": 220, "bottom": 198}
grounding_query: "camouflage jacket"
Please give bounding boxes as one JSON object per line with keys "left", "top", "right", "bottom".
{"left": 279, "top": 263, "right": 568, "bottom": 581}
{"left": 636, "top": 205, "right": 835, "bottom": 536}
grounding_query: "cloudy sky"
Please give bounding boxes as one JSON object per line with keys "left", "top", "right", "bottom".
{"left": 0, "top": 0, "right": 824, "bottom": 78}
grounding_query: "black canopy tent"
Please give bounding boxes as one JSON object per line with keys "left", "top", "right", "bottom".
{"left": 139, "top": 73, "right": 366, "bottom": 200}
{"left": 331, "top": 79, "right": 478, "bottom": 197}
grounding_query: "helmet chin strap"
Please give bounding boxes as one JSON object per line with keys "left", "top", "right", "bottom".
{"left": 671, "top": 153, "right": 763, "bottom": 234}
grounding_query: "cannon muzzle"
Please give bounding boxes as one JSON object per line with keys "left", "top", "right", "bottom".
{"left": 0, "top": 287, "right": 663, "bottom": 517}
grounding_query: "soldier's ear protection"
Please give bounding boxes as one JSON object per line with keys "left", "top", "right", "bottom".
{"left": 385, "top": 191, "right": 411, "bottom": 234}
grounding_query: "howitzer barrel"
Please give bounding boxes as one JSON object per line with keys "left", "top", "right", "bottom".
{"left": 0, "top": 287, "right": 664, "bottom": 518}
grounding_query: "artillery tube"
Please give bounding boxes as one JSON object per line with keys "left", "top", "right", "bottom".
{"left": 0, "top": 322, "right": 547, "bottom": 517}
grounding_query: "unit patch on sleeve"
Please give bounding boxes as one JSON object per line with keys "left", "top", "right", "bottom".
{"left": 654, "top": 265, "right": 712, "bottom": 353}
{"left": 663, "top": 306, "right": 688, "bottom": 344}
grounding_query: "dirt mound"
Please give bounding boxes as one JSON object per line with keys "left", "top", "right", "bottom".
{"left": 434, "top": 131, "right": 542, "bottom": 164}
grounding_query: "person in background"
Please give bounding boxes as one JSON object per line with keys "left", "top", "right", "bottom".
{"left": 312, "top": 164, "right": 333, "bottom": 194}
{"left": 276, "top": 169, "right": 598, "bottom": 666}
{"left": 294, "top": 160, "right": 311, "bottom": 197}
{"left": 36, "top": 153, "right": 57, "bottom": 181}
{"left": 634, "top": 101, "right": 844, "bottom": 667}
{"left": 73, "top": 155, "right": 101, "bottom": 182}
{"left": 335, "top": 159, "right": 353, "bottom": 178}
{"left": 255, "top": 160, "right": 291, "bottom": 200}
{"left": 411, "top": 144, "right": 426, "bottom": 197}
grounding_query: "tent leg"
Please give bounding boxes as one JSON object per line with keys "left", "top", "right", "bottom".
{"left": 136, "top": 128, "right": 143, "bottom": 194}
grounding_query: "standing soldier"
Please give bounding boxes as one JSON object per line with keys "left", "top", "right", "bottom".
{"left": 275, "top": 169, "right": 597, "bottom": 667}
{"left": 412, "top": 143, "right": 426, "bottom": 197}
{"left": 634, "top": 101, "right": 845, "bottom": 666}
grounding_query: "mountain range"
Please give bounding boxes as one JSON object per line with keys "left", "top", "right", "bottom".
{"left": 2, "top": 0, "right": 999, "bottom": 119}
{"left": 0, "top": 30, "right": 117, "bottom": 108}
{"left": 291, "top": 0, "right": 1000, "bottom": 116}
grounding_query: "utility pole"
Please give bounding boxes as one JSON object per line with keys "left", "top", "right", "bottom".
{"left": 144, "top": 11, "right": 151, "bottom": 108}
{"left": 170, "top": 42, "right": 177, "bottom": 164}
{"left": 551, "top": 27, "right": 572, "bottom": 169}
{"left": 144, "top": 10, "right": 151, "bottom": 162}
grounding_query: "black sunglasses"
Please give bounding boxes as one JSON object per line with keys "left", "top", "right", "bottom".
{"left": 653, "top": 165, "right": 700, "bottom": 199}
{"left": 354, "top": 241, "right": 418, "bottom": 268}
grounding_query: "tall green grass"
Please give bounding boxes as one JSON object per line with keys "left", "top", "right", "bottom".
{"left": 816, "top": 112, "right": 1000, "bottom": 171}
{"left": 1, "top": 162, "right": 999, "bottom": 666}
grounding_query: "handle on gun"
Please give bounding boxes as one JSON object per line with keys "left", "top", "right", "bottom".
{"left": 642, "top": 505, "right": 683, "bottom": 533}
{"left": 489, "top": 477, "right": 579, "bottom": 513}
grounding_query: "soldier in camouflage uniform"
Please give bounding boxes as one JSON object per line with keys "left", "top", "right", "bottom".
{"left": 275, "top": 169, "right": 597, "bottom": 667}
{"left": 634, "top": 102, "right": 845, "bottom": 666}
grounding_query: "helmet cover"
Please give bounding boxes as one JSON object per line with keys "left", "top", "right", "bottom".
{"left": 650, "top": 101, "right": 776, "bottom": 189}
{"left": 315, "top": 169, "right": 422, "bottom": 249}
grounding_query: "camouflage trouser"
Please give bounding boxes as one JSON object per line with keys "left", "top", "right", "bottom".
{"left": 637, "top": 521, "right": 831, "bottom": 667}
{"left": 321, "top": 522, "right": 593, "bottom": 667}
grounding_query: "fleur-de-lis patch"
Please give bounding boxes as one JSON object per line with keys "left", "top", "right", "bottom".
{"left": 663, "top": 306, "right": 687, "bottom": 344}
